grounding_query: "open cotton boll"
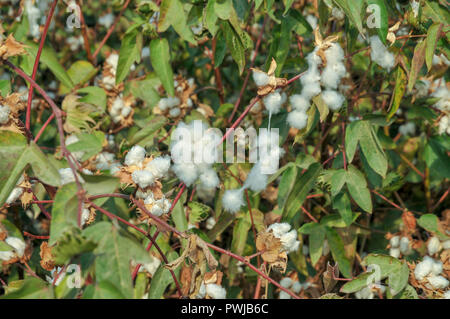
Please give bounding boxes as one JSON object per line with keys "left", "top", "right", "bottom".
{"left": 252, "top": 70, "right": 270, "bottom": 87}
{"left": 169, "top": 107, "right": 181, "bottom": 117}
{"left": 146, "top": 156, "right": 171, "bottom": 179}
{"left": 390, "top": 236, "right": 400, "bottom": 247}
{"left": 0, "top": 104, "right": 10, "bottom": 124}
{"left": 131, "top": 170, "right": 155, "bottom": 188}
{"left": 301, "top": 66, "right": 321, "bottom": 86}
{"left": 99, "top": 13, "right": 114, "bottom": 28}
{"left": 444, "top": 291, "right": 450, "bottom": 299}
{"left": 369, "top": 36, "right": 395, "bottom": 70}
{"left": 389, "top": 247, "right": 401, "bottom": 258}
{"left": 279, "top": 291, "right": 292, "bottom": 299}
{"left": 428, "top": 237, "right": 441, "bottom": 255}
{"left": 280, "top": 229, "right": 300, "bottom": 253}
{"left": 205, "top": 283, "right": 226, "bottom": 299}
{"left": 172, "top": 163, "right": 198, "bottom": 186}
{"left": 292, "top": 281, "right": 303, "bottom": 294}
{"left": 0, "top": 250, "right": 15, "bottom": 261}
{"left": 428, "top": 275, "right": 449, "bottom": 290}
{"left": 287, "top": 110, "right": 308, "bottom": 129}
{"left": 243, "top": 163, "right": 268, "bottom": 192}
{"left": 442, "top": 240, "right": 450, "bottom": 250}
{"left": 399, "top": 237, "right": 411, "bottom": 255}
{"left": 306, "top": 14, "right": 318, "bottom": 30}
{"left": 263, "top": 92, "right": 283, "bottom": 114}
{"left": 322, "top": 90, "right": 345, "bottom": 111}
{"left": 222, "top": 188, "right": 245, "bottom": 214}
{"left": 355, "top": 287, "right": 374, "bottom": 299}
{"left": 321, "top": 63, "right": 346, "bottom": 89}
{"left": 205, "top": 216, "right": 216, "bottom": 230}
{"left": 414, "top": 257, "right": 434, "bottom": 281}
{"left": 106, "top": 53, "right": 119, "bottom": 71}
{"left": 398, "top": 122, "right": 416, "bottom": 136}
{"left": 5, "top": 237, "right": 26, "bottom": 257}
{"left": 301, "top": 82, "right": 322, "bottom": 100}
{"left": 431, "top": 260, "right": 443, "bottom": 276}
{"left": 267, "top": 222, "right": 292, "bottom": 238}
{"left": 199, "top": 168, "right": 220, "bottom": 189}
{"left": 125, "top": 145, "right": 146, "bottom": 166}
{"left": 59, "top": 168, "right": 84, "bottom": 185}
{"left": 324, "top": 43, "right": 345, "bottom": 66}
{"left": 280, "top": 277, "right": 293, "bottom": 288}
{"left": 290, "top": 94, "right": 311, "bottom": 112}
{"left": 6, "top": 187, "right": 24, "bottom": 205}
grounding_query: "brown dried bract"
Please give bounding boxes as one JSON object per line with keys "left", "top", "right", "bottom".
{"left": 0, "top": 34, "right": 27, "bottom": 59}
{"left": 252, "top": 59, "right": 288, "bottom": 96}
{"left": 401, "top": 210, "right": 416, "bottom": 234}
{"left": 39, "top": 241, "right": 55, "bottom": 271}
{"left": 256, "top": 230, "right": 287, "bottom": 272}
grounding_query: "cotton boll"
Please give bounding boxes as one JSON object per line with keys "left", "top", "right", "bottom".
{"left": 370, "top": 36, "right": 395, "bottom": 70}
{"left": 59, "top": 168, "right": 76, "bottom": 185}
{"left": 205, "top": 217, "right": 216, "bottom": 230}
{"left": 398, "top": 122, "right": 416, "bottom": 136}
{"left": 146, "top": 156, "right": 171, "bottom": 179}
{"left": 267, "top": 222, "right": 291, "bottom": 238}
{"left": 399, "top": 237, "right": 411, "bottom": 255}
{"left": 390, "top": 236, "right": 400, "bottom": 247}
{"left": 0, "top": 104, "right": 11, "bottom": 124}
{"left": 444, "top": 290, "right": 450, "bottom": 299}
{"left": 263, "top": 92, "right": 283, "bottom": 114}
{"left": 306, "top": 14, "right": 318, "bottom": 30}
{"left": 280, "top": 277, "right": 293, "bottom": 288}
{"left": 81, "top": 207, "right": 90, "bottom": 227}
{"left": 205, "top": 283, "right": 226, "bottom": 299}
{"left": 222, "top": 188, "right": 245, "bottom": 214}
{"left": 199, "top": 168, "right": 220, "bottom": 189}
{"left": 287, "top": 110, "right": 308, "bottom": 129}
{"left": 277, "top": 290, "right": 291, "bottom": 299}
{"left": 414, "top": 257, "right": 434, "bottom": 281}
{"left": 292, "top": 281, "right": 303, "bottom": 294}
{"left": 331, "top": 7, "right": 345, "bottom": 20}
{"left": 6, "top": 187, "right": 24, "bottom": 205}
{"left": 301, "top": 66, "right": 321, "bottom": 86}
{"left": 169, "top": 107, "right": 181, "bottom": 117}
{"left": 243, "top": 163, "right": 268, "bottom": 192}
{"left": 131, "top": 170, "right": 155, "bottom": 188}
{"left": 280, "top": 229, "right": 300, "bottom": 253}
{"left": 125, "top": 145, "right": 146, "bottom": 166}
{"left": 428, "top": 275, "right": 449, "bottom": 290}
{"left": 0, "top": 250, "right": 15, "bottom": 261}
{"left": 428, "top": 237, "right": 441, "bottom": 255}
{"left": 99, "top": 13, "right": 114, "bottom": 29}
{"left": 322, "top": 90, "right": 345, "bottom": 111}
{"left": 172, "top": 163, "right": 198, "bottom": 186}
{"left": 142, "top": 256, "right": 161, "bottom": 276}
{"left": 431, "top": 260, "right": 443, "bottom": 276}
{"left": 121, "top": 106, "right": 132, "bottom": 118}
{"left": 324, "top": 43, "right": 345, "bottom": 66}
{"left": 106, "top": 53, "right": 119, "bottom": 71}
{"left": 290, "top": 94, "right": 311, "bottom": 112}
{"left": 442, "top": 240, "right": 450, "bottom": 250}
{"left": 158, "top": 98, "right": 169, "bottom": 111}
{"left": 102, "top": 75, "right": 116, "bottom": 90}
{"left": 252, "top": 70, "right": 270, "bottom": 87}
{"left": 301, "top": 82, "right": 322, "bottom": 100}
{"left": 306, "top": 49, "right": 322, "bottom": 67}
{"left": 389, "top": 247, "right": 401, "bottom": 258}
{"left": 5, "top": 237, "right": 26, "bottom": 257}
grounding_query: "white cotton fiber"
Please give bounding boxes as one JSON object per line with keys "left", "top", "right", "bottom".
{"left": 390, "top": 236, "right": 400, "bottom": 247}
{"left": 5, "top": 236, "right": 26, "bottom": 257}
{"left": 131, "top": 170, "right": 155, "bottom": 188}
{"left": 222, "top": 188, "right": 245, "bottom": 214}
{"left": 253, "top": 70, "right": 270, "bottom": 87}
{"left": 322, "top": 90, "right": 345, "bottom": 111}
{"left": 6, "top": 187, "right": 24, "bottom": 205}
{"left": 125, "top": 145, "right": 146, "bottom": 166}
{"left": 172, "top": 163, "right": 198, "bottom": 186}
{"left": 0, "top": 104, "right": 11, "bottom": 124}
{"left": 146, "top": 156, "right": 171, "bottom": 179}
{"left": 0, "top": 251, "right": 15, "bottom": 261}
{"left": 369, "top": 36, "right": 395, "bottom": 71}
{"left": 280, "top": 277, "right": 293, "bottom": 288}
{"left": 263, "top": 92, "right": 283, "bottom": 114}
{"left": 292, "top": 281, "right": 303, "bottom": 293}
{"left": 300, "top": 66, "right": 321, "bottom": 86}
{"left": 389, "top": 247, "right": 400, "bottom": 258}
{"left": 199, "top": 168, "right": 220, "bottom": 189}
{"left": 414, "top": 257, "right": 434, "bottom": 281}
{"left": 301, "top": 82, "right": 322, "bottom": 100}
{"left": 321, "top": 63, "right": 346, "bottom": 89}
{"left": 427, "top": 237, "right": 441, "bottom": 255}
{"left": 428, "top": 275, "right": 449, "bottom": 290}
{"left": 287, "top": 110, "right": 308, "bottom": 129}
{"left": 290, "top": 94, "right": 311, "bottom": 112}
{"left": 205, "top": 283, "right": 226, "bottom": 299}
{"left": 399, "top": 237, "right": 411, "bottom": 255}
{"left": 243, "top": 163, "right": 268, "bottom": 192}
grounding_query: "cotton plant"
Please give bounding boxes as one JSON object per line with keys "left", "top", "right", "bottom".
{"left": 287, "top": 30, "right": 347, "bottom": 129}
{"left": 222, "top": 129, "right": 284, "bottom": 214}
{"left": 155, "top": 76, "right": 197, "bottom": 119}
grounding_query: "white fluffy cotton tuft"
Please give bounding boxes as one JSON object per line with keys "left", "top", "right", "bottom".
{"left": 205, "top": 283, "right": 227, "bottom": 299}
{"left": 289, "top": 94, "right": 311, "bottom": 112}
{"left": 369, "top": 36, "right": 395, "bottom": 71}
{"left": 252, "top": 70, "right": 270, "bottom": 87}
{"left": 267, "top": 222, "right": 300, "bottom": 253}
{"left": 131, "top": 170, "right": 155, "bottom": 188}
{"left": 0, "top": 104, "right": 11, "bottom": 124}
{"left": 287, "top": 110, "right": 308, "bottom": 129}
{"left": 321, "top": 90, "right": 345, "bottom": 111}
{"left": 5, "top": 237, "right": 26, "bottom": 257}
{"left": 427, "top": 237, "right": 441, "bottom": 255}
{"left": 222, "top": 188, "right": 245, "bottom": 214}
{"left": 125, "top": 145, "right": 146, "bottom": 167}
{"left": 263, "top": 92, "right": 284, "bottom": 114}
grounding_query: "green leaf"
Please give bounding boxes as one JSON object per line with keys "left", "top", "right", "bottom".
{"left": 366, "top": 0, "right": 388, "bottom": 44}
{"left": 0, "top": 79, "right": 11, "bottom": 96}
{"left": 83, "top": 222, "right": 156, "bottom": 298}
{"left": 417, "top": 214, "right": 448, "bottom": 239}
{"left": 332, "top": 0, "right": 365, "bottom": 37}
{"left": 358, "top": 121, "right": 387, "bottom": 178}
{"left": 148, "top": 251, "right": 179, "bottom": 298}
{"left": 129, "top": 115, "right": 167, "bottom": 145}
{"left": 77, "top": 86, "right": 107, "bottom": 112}
{"left": 424, "top": 136, "right": 450, "bottom": 179}
{"left": 325, "top": 227, "right": 352, "bottom": 278}
{"left": 159, "top": 0, "right": 196, "bottom": 44}
{"left": 66, "top": 131, "right": 105, "bottom": 162}
{"left": 52, "top": 229, "right": 97, "bottom": 264}
{"left": 150, "top": 38, "right": 175, "bottom": 96}
{"left": 340, "top": 270, "right": 376, "bottom": 293}
{"left": 299, "top": 223, "right": 326, "bottom": 266}
{"left": 49, "top": 183, "right": 79, "bottom": 245}
{"left": 0, "top": 278, "right": 54, "bottom": 299}
{"left": 332, "top": 191, "right": 353, "bottom": 226}
{"left": 221, "top": 20, "right": 246, "bottom": 75}
{"left": 387, "top": 66, "right": 406, "bottom": 120}
{"left": 25, "top": 41, "right": 73, "bottom": 89}
{"left": 88, "top": 281, "right": 127, "bottom": 299}
{"left": 59, "top": 60, "right": 97, "bottom": 95}
{"left": 425, "top": 23, "right": 443, "bottom": 71}
{"left": 330, "top": 169, "right": 346, "bottom": 197}
{"left": 205, "top": 0, "right": 219, "bottom": 36}
{"left": 282, "top": 162, "right": 322, "bottom": 222}
{"left": 188, "top": 201, "right": 210, "bottom": 224}
{"left": 116, "top": 29, "right": 141, "bottom": 84}
{"left": 277, "top": 165, "right": 298, "bottom": 210}
{"left": 408, "top": 40, "right": 426, "bottom": 93}
{"left": 346, "top": 165, "right": 372, "bottom": 213}
{"left": 345, "top": 121, "right": 362, "bottom": 163}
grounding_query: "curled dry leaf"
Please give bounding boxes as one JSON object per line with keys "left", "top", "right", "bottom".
{"left": 256, "top": 230, "right": 287, "bottom": 272}
{"left": 387, "top": 21, "right": 401, "bottom": 46}
{"left": 0, "top": 34, "right": 27, "bottom": 59}
{"left": 39, "top": 241, "right": 55, "bottom": 271}
{"left": 251, "top": 58, "right": 288, "bottom": 96}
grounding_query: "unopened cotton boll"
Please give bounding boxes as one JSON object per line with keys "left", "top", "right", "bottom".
{"left": 5, "top": 237, "right": 26, "bottom": 257}
{"left": 131, "top": 170, "right": 155, "bottom": 188}
{"left": 369, "top": 36, "right": 395, "bottom": 71}
{"left": 222, "top": 188, "right": 245, "bottom": 214}
{"left": 290, "top": 94, "right": 311, "bottom": 112}
{"left": 428, "top": 237, "right": 441, "bottom": 255}
{"left": 428, "top": 275, "right": 449, "bottom": 290}
{"left": 263, "top": 92, "right": 283, "bottom": 114}
{"left": 205, "top": 283, "right": 226, "bottom": 299}
{"left": 125, "top": 145, "right": 146, "bottom": 166}
{"left": 252, "top": 70, "right": 270, "bottom": 87}
{"left": 287, "top": 110, "right": 308, "bottom": 129}
{"left": 322, "top": 90, "right": 345, "bottom": 111}
{"left": 0, "top": 104, "right": 11, "bottom": 124}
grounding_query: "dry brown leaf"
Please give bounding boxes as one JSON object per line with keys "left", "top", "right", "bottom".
{"left": 0, "top": 34, "right": 27, "bottom": 59}
{"left": 39, "top": 242, "right": 55, "bottom": 271}
{"left": 402, "top": 210, "right": 416, "bottom": 233}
